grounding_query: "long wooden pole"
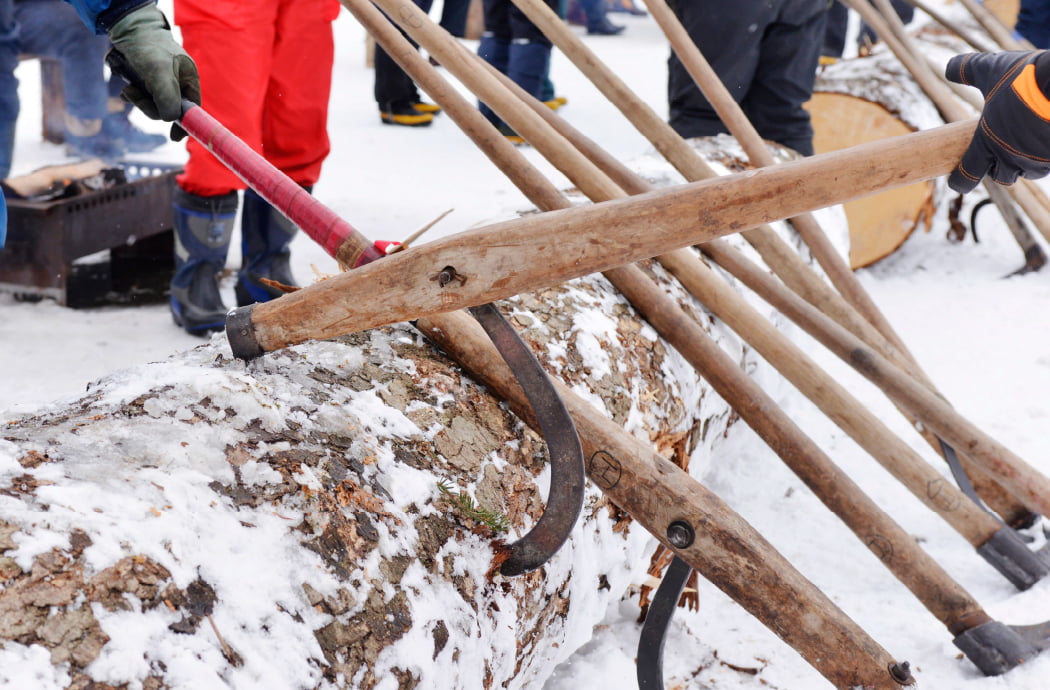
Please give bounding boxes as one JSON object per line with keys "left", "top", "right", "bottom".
{"left": 899, "top": 0, "right": 997, "bottom": 52}
{"left": 955, "top": 0, "right": 1033, "bottom": 49}
{"left": 241, "top": 118, "right": 973, "bottom": 349}
{"left": 701, "top": 238, "right": 1050, "bottom": 519}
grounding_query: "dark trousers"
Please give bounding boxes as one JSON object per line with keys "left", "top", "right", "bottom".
{"left": 1017, "top": 0, "right": 1050, "bottom": 48}
{"left": 482, "top": 0, "right": 555, "bottom": 44}
{"left": 668, "top": 0, "right": 825, "bottom": 156}
{"left": 439, "top": 0, "right": 471, "bottom": 37}
{"left": 374, "top": 0, "right": 434, "bottom": 107}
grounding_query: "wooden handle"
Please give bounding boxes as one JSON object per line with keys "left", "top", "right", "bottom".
{"left": 241, "top": 119, "right": 975, "bottom": 352}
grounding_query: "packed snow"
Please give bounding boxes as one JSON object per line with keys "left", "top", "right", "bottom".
{"left": 4, "top": 1, "right": 1050, "bottom": 688}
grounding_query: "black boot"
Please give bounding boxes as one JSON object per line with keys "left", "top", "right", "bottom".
{"left": 169, "top": 188, "right": 238, "bottom": 335}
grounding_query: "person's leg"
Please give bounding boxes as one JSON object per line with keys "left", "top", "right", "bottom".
{"left": 374, "top": 0, "right": 436, "bottom": 125}
{"left": 16, "top": 0, "right": 121, "bottom": 159}
{"left": 169, "top": 0, "right": 276, "bottom": 332}
{"left": 0, "top": 0, "right": 18, "bottom": 179}
{"left": 169, "top": 188, "right": 238, "bottom": 333}
{"left": 439, "top": 0, "right": 471, "bottom": 37}
{"left": 479, "top": 0, "right": 512, "bottom": 127}
{"left": 741, "top": 0, "right": 825, "bottom": 156}
{"left": 102, "top": 71, "right": 167, "bottom": 152}
{"left": 822, "top": 1, "right": 848, "bottom": 60}
{"left": 1016, "top": 0, "right": 1050, "bottom": 48}
{"left": 578, "top": 0, "right": 623, "bottom": 35}
{"left": 233, "top": 0, "right": 337, "bottom": 306}
{"left": 667, "top": 0, "right": 765, "bottom": 140}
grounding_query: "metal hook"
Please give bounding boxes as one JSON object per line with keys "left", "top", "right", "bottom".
{"left": 468, "top": 303, "right": 585, "bottom": 576}
{"left": 637, "top": 555, "right": 691, "bottom": 689}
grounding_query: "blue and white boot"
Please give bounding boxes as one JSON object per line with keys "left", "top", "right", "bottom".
{"left": 169, "top": 188, "right": 237, "bottom": 335}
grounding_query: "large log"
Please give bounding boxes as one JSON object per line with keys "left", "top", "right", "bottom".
{"left": 0, "top": 266, "right": 776, "bottom": 688}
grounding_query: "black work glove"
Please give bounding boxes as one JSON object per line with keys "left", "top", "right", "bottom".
{"left": 107, "top": 4, "right": 200, "bottom": 140}
{"left": 945, "top": 50, "right": 1050, "bottom": 193}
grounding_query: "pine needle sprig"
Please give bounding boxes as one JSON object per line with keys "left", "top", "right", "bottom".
{"left": 436, "top": 480, "right": 510, "bottom": 533}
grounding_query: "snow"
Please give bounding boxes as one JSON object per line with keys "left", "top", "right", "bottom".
{"left": 4, "top": 1, "right": 1050, "bottom": 688}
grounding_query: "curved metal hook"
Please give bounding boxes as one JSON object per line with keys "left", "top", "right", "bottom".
{"left": 468, "top": 302, "right": 585, "bottom": 576}
{"left": 637, "top": 556, "right": 691, "bottom": 689}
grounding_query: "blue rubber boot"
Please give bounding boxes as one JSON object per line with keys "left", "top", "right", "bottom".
{"left": 478, "top": 34, "right": 510, "bottom": 127}
{"left": 234, "top": 188, "right": 300, "bottom": 307}
{"left": 169, "top": 188, "right": 237, "bottom": 335}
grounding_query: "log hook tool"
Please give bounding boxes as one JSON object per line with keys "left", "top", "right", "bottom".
{"left": 107, "top": 52, "right": 585, "bottom": 576}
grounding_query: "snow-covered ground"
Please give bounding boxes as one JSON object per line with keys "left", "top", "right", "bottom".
{"left": 5, "top": 1, "right": 1050, "bottom": 688}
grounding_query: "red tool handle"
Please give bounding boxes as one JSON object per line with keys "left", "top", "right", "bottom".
{"left": 179, "top": 101, "right": 384, "bottom": 269}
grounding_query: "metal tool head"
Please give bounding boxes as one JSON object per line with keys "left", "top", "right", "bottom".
{"left": 954, "top": 619, "right": 1050, "bottom": 676}
{"left": 468, "top": 303, "right": 585, "bottom": 577}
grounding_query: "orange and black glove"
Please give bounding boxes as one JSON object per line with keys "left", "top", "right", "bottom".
{"left": 945, "top": 50, "right": 1050, "bottom": 193}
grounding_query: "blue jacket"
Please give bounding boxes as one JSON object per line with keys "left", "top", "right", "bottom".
{"left": 65, "top": 0, "right": 153, "bottom": 35}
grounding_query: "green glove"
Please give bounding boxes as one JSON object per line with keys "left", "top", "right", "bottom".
{"left": 107, "top": 4, "right": 200, "bottom": 127}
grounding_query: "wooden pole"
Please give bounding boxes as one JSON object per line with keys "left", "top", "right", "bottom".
{"left": 899, "top": 0, "right": 998, "bottom": 52}
{"left": 240, "top": 119, "right": 975, "bottom": 350}
{"left": 702, "top": 238, "right": 1050, "bottom": 520}
{"left": 955, "top": 0, "right": 1033, "bottom": 49}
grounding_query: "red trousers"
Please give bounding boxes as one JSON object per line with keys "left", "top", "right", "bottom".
{"left": 173, "top": 0, "right": 340, "bottom": 196}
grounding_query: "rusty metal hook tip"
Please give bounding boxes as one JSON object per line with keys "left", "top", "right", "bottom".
{"left": 467, "top": 303, "right": 584, "bottom": 577}
{"left": 636, "top": 556, "right": 692, "bottom": 690}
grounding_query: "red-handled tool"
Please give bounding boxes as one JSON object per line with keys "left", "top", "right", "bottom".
{"left": 179, "top": 101, "right": 386, "bottom": 269}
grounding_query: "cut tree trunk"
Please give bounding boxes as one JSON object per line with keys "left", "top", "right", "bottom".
{"left": 0, "top": 257, "right": 785, "bottom": 688}
{"left": 809, "top": 52, "right": 944, "bottom": 269}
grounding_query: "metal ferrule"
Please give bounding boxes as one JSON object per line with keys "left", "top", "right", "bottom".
{"left": 976, "top": 526, "right": 1050, "bottom": 591}
{"left": 225, "top": 305, "right": 263, "bottom": 361}
{"left": 953, "top": 620, "right": 1040, "bottom": 676}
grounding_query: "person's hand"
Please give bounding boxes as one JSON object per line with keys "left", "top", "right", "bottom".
{"left": 107, "top": 4, "right": 200, "bottom": 137}
{"left": 945, "top": 51, "right": 1050, "bottom": 193}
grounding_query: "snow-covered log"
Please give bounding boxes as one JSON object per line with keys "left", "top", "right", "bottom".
{"left": 0, "top": 238, "right": 805, "bottom": 689}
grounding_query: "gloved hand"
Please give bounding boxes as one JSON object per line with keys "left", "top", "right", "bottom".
{"left": 945, "top": 50, "right": 1050, "bottom": 193}
{"left": 107, "top": 4, "right": 200, "bottom": 139}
